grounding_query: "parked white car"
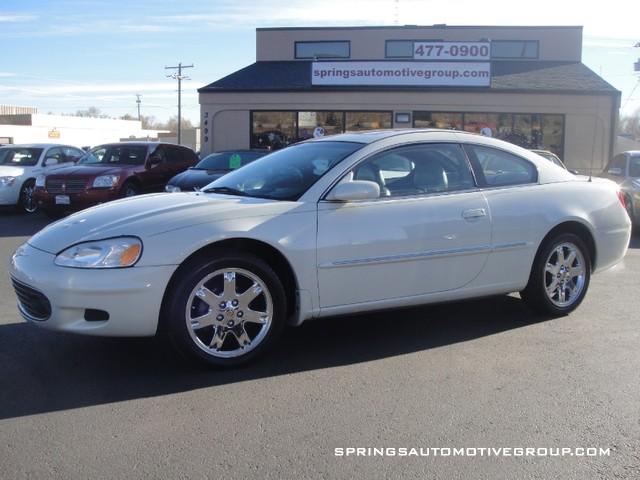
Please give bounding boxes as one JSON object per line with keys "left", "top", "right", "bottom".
{"left": 10, "top": 130, "right": 631, "bottom": 366}
{"left": 0, "top": 144, "right": 85, "bottom": 212}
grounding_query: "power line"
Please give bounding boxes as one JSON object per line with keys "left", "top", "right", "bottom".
{"left": 165, "top": 62, "right": 194, "bottom": 145}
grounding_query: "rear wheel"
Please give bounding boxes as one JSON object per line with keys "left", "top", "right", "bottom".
{"left": 18, "top": 180, "right": 38, "bottom": 213}
{"left": 521, "top": 233, "right": 591, "bottom": 316}
{"left": 162, "top": 252, "right": 286, "bottom": 367}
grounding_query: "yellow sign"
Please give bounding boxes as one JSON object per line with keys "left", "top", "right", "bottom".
{"left": 48, "top": 129, "right": 60, "bottom": 139}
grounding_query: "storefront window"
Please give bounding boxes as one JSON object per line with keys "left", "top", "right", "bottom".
{"left": 297, "top": 111, "right": 344, "bottom": 141}
{"left": 345, "top": 112, "right": 392, "bottom": 131}
{"left": 539, "top": 115, "right": 564, "bottom": 157}
{"left": 413, "top": 112, "right": 463, "bottom": 130}
{"left": 413, "top": 111, "right": 564, "bottom": 158}
{"left": 251, "top": 112, "right": 297, "bottom": 150}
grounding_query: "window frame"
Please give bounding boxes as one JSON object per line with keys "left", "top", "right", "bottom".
{"left": 462, "top": 143, "right": 539, "bottom": 189}
{"left": 321, "top": 141, "right": 479, "bottom": 202}
{"left": 294, "top": 40, "right": 351, "bottom": 59}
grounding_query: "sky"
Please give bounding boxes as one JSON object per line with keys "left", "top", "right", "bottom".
{"left": 1, "top": 0, "right": 638, "bottom": 125}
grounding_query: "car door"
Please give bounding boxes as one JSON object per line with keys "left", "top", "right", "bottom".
{"left": 317, "top": 142, "right": 491, "bottom": 308}
{"left": 141, "top": 144, "right": 171, "bottom": 191}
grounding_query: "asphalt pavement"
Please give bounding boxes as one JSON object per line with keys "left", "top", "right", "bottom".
{"left": 0, "top": 210, "right": 638, "bottom": 479}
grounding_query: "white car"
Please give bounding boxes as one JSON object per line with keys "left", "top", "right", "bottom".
{"left": 0, "top": 144, "right": 85, "bottom": 213}
{"left": 10, "top": 130, "right": 631, "bottom": 366}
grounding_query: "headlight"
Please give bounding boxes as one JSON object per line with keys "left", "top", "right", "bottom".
{"left": 55, "top": 237, "right": 142, "bottom": 268}
{"left": 92, "top": 175, "right": 119, "bottom": 188}
{"left": 165, "top": 184, "right": 181, "bottom": 192}
{"left": 0, "top": 176, "right": 16, "bottom": 187}
{"left": 35, "top": 175, "right": 46, "bottom": 188}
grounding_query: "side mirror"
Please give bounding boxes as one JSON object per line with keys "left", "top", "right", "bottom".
{"left": 607, "top": 167, "right": 623, "bottom": 176}
{"left": 326, "top": 180, "right": 380, "bottom": 202}
{"left": 45, "top": 157, "right": 58, "bottom": 166}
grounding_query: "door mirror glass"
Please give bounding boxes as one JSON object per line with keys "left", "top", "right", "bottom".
{"left": 326, "top": 180, "right": 380, "bottom": 202}
{"left": 45, "top": 157, "right": 58, "bottom": 166}
{"left": 607, "top": 167, "right": 623, "bottom": 176}
{"left": 147, "top": 155, "right": 162, "bottom": 167}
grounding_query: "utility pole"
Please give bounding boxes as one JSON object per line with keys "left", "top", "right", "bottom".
{"left": 136, "top": 94, "right": 142, "bottom": 121}
{"left": 165, "top": 62, "right": 194, "bottom": 145}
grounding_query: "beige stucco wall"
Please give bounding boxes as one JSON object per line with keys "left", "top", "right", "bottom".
{"left": 256, "top": 26, "right": 582, "bottom": 62}
{"left": 199, "top": 90, "right": 614, "bottom": 172}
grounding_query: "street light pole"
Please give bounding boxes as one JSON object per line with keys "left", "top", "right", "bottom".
{"left": 165, "top": 62, "right": 194, "bottom": 145}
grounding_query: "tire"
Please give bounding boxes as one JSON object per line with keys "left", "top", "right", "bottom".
{"left": 161, "top": 251, "right": 287, "bottom": 367}
{"left": 17, "top": 179, "right": 38, "bottom": 214}
{"left": 120, "top": 181, "right": 140, "bottom": 198}
{"left": 521, "top": 233, "right": 591, "bottom": 316}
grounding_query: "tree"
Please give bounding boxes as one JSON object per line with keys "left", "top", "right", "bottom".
{"left": 162, "top": 115, "right": 194, "bottom": 133}
{"left": 75, "top": 106, "right": 105, "bottom": 118}
{"left": 619, "top": 108, "right": 640, "bottom": 139}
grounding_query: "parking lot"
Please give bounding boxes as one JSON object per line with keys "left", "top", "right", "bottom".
{"left": 0, "top": 210, "right": 638, "bottom": 479}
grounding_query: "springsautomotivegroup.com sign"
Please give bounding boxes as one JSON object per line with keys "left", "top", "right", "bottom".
{"left": 311, "top": 61, "right": 491, "bottom": 87}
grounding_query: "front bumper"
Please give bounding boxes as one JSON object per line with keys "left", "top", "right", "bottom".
{"left": 35, "top": 188, "right": 120, "bottom": 211}
{"left": 10, "top": 243, "right": 176, "bottom": 336}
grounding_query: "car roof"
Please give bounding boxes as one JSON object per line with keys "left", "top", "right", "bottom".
{"left": 0, "top": 143, "right": 77, "bottom": 148}
{"left": 311, "top": 128, "right": 480, "bottom": 144}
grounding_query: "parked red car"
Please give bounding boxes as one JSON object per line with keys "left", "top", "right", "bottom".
{"left": 35, "top": 142, "right": 198, "bottom": 213}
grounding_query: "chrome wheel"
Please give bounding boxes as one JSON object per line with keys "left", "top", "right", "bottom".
{"left": 544, "top": 242, "right": 586, "bottom": 308}
{"left": 185, "top": 268, "right": 273, "bottom": 358}
{"left": 21, "top": 183, "right": 37, "bottom": 213}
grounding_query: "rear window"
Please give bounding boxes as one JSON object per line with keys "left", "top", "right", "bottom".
{"left": 0, "top": 148, "right": 43, "bottom": 166}
{"left": 465, "top": 144, "right": 537, "bottom": 187}
{"left": 196, "top": 152, "right": 266, "bottom": 170}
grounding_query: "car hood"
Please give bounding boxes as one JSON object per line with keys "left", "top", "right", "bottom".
{"left": 0, "top": 165, "right": 27, "bottom": 177}
{"left": 28, "top": 192, "right": 300, "bottom": 253}
{"left": 46, "top": 164, "right": 135, "bottom": 179}
{"left": 169, "top": 169, "right": 228, "bottom": 191}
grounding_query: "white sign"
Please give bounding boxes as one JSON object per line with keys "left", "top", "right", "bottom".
{"left": 311, "top": 61, "right": 491, "bottom": 87}
{"left": 413, "top": 42, "right": 490, "bottom": 60}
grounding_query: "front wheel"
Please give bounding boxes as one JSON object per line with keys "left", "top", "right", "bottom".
{"left": 521, "top": 233, "right": 591, "bottom": 316}
{"left": 18, "top": 180, "right": 38, "bottom": 213}
{"left": 162, "top": 252, "right": 287, "bottom": 367}
{"left": 120, "top": 181, "right": 140, "bottom": 198}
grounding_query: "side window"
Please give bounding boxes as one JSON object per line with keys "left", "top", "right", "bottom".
{"left": 44, "top": 147, "right": 63, "bottom": 166}
{"left": 464, "top": 144, "right": 537, "bottom": 187}
{"left": 165, "top": 146, "right": 183, "bottom": 164}
{"left": 350, "top": 143, "right": 475, "bottom": 197}
{"left": 62, "top": 147, "right": 83, "bottom": 163}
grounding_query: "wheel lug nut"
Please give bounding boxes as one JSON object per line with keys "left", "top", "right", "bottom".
{"left": 216, "top": 314, "right": 224, "bottom": 321}
{"left": 232, "top": 299, "right": 238, "bottom": 307}
{"left": 237, "top": 311, "right": 243, "bottom": 318}
{"left": 219, "top": 302, "right": 226, "bottom": 308}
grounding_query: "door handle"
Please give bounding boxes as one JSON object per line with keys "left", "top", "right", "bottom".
{"left": 462, "top": 208, "right": 487, "bottom": 220}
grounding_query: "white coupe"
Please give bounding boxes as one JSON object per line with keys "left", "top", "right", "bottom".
{"left": 10, "top": 130, "right": 631, "bottom": 366}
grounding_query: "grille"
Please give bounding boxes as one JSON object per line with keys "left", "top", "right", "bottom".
{"left": 46, "top": 178, "right": 87, "bottom": 194}
{"left": 11, "top": 278, "right": 51, "bottom": 321}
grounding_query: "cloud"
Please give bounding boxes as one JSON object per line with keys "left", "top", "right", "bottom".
{"left": 0, "top": 14, "right": 37, "bottom": 23}
{"left": 0, "top": 72, "right": 16, "bottom": 77}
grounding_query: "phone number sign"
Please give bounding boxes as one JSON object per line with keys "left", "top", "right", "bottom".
{"left": 413, "top": 42, "right": 490, "bottom": 60}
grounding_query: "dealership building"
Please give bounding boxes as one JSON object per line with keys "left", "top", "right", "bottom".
{"left": 198, "top": 25, "right": 620, "bottom": 172}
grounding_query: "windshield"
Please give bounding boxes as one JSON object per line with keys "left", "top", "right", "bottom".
{"left": 630, "top": 156, "right": 640, "bottom": 178}
{"left": 203, "top": 141, "right": 363, "bottom": 200}
{"left": 0, "top": 147, "right": 43, "bottom": 166}
{"left": 196, "top": 151, "right": 266, "bottom": 170}
{"left": 79, "top": 145, "right": 148, "bottom": 166}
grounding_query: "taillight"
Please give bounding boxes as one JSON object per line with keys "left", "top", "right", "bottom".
{"left": 616, "top": 190, "right": 627, "bottom": 210}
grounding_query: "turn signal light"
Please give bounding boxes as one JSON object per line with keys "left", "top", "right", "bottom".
{"left": 616, "top": 190, "right": 627, "bottom": 210}
{"left": 119, "top": 243, "right": 142, "bottom": 267}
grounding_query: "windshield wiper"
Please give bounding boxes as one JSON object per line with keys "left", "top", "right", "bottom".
{"left": 202, "top": 186, "right": 251, "bottom": 197}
